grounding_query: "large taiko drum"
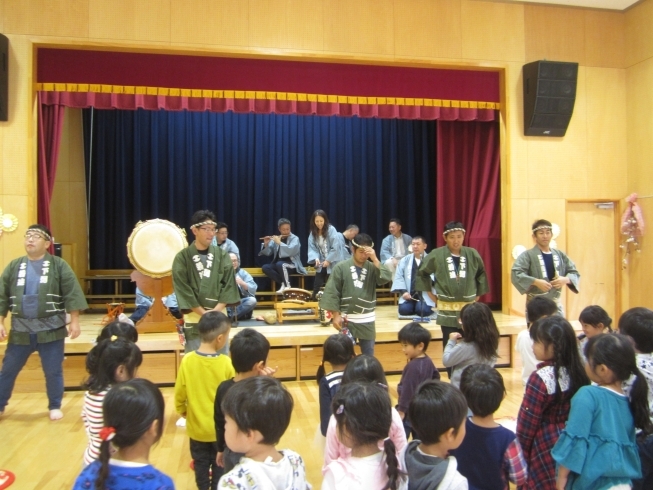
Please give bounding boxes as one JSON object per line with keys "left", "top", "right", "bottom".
{"left": 127, "top": 219, "right": 187, "bottom": 278}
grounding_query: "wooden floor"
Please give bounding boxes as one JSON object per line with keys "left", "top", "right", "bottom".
{"left": 0, "top": 367, "right": 526, "bottom": 489}
{"left": 0, "top": 306, "right": 542, "bottom": 488}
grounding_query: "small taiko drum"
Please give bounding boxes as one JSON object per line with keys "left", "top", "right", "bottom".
{"left": 127, "top": 219, "right": 187, "bottom": 278}
{"left": 281, "top": 288, "right": 313, "bottom": 303}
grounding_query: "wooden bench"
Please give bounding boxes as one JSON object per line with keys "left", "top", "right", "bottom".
{"left": 81, "top": 268, "right": 398, "bottom": 311}
{"left": 82, "top": 269, "right": 135, "bottom": 309}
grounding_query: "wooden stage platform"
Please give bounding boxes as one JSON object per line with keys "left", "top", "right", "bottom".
{"left": 0, "top": 307, "right": 533, "bottom": 392}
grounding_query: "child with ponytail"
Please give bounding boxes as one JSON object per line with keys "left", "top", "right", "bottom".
{"left": 516, "top": 316, "right": 590, "bottom": 490}
{"left": 73, "top": 378, "right": 174, "bottom": 489}
{"left": 553, "top": 333, "right": 653, "bottom": 489}
{"left": 323, "top": 355, "right": 407, "bottom": 467}
{"left": 316, "top": 334, "right": 356, "bottom": 436}
{"left": 82, "top": 337, "right": 142, "bottom": 466}
{"left": 322, "top": 381, "right": 406, "bottom": 490}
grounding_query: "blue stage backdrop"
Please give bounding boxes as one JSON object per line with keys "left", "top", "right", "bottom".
{"left": 83, "top": 109, "right": 436, "bottom": 273}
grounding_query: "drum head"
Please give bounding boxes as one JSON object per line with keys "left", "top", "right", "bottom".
{"left": 127, "top": 219, "right": 187, "bottom": 278}
{"left": 282, "top": 288, "right": 313, "bottom": 302}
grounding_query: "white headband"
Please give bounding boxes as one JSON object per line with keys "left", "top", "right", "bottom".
{"left": 532, "top": 225, "right": 552, "bottom": 233}
{"left": 191, "top": 220, "right": 217, "bottom": 229}
{"left": 352, "top": 238, "right": 374, "bottom": 248}
{"left": 443, "top": 227, "right": 465, "bottom": 235}
{"left": 26, "top": 229, "right": 52, "bottom": 241}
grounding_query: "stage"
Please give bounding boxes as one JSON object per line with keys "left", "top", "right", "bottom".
{"left": 0, "top": 306, "right": 534, "bottom": 392}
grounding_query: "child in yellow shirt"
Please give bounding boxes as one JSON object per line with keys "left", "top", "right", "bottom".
{"left": 175, "top": 311, "right": 234, "bottom": 490}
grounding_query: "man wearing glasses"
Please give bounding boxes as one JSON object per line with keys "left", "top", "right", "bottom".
{"left": 0, "top": 224, "right": 88, "bottom": 420}
{"left": 172, "top": 210, "right": 240, "bottom": 352}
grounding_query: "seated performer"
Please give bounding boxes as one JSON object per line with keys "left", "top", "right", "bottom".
{"left": 211, "top": 221, "right": 240, "bottom": 260}
{"left": 307, "top": 210, "right": 340, "bottom": 299}
{"left": 259, "top": 218, "right": 306, "bottom": 293}
{"left": 130, "top": 289, "right": 182, "bottom": 323}
{"left": 335, "top": 224, "right": 359, "bottom": 259}
{"left": 380, "top": 218, "right": 412, "bottom": 279}
{"left": 392, "top": 236, "right": 435, "bottom": 319}
{"left": 227, "top": 253, "right": 257, "bottom": 321}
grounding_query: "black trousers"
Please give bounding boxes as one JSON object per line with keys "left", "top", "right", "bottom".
{"left": 190, "top": 439, "right": 222, "bottom": 490}
{"left": 312, "top": 267, "right": 329, "bottom": 297}
{"left": 441, "top": 325, "right": 464, "bottom": 379}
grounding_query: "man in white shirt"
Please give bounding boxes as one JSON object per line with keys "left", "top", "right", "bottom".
{"left": 379, "top": 218, "right": 412, "bottom": 279}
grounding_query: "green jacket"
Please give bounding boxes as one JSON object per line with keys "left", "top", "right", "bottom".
{"left": 0, "top": 253, "right": 88, "bottom": 344}
{"left": 172, "top": 242, "right": 240, "bottom": 313}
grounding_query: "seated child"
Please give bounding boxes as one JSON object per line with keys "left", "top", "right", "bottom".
{"left": 218, "top": 376, "right": 310, "bottom": 489}
{"left": 401, "top": 380, "right": 468, "bottom": 489}
{"left": 397, "top": 322, "right": 440, "bottom": 438}
{"left": 73, "top": 378, "right": 174, "bottom": 490}
{"left": 451, "top": 364, "right": 527, "bottom": 489}
{"left": 515, "top": 297, "right": 558, "bottom": 385}
{"left": 619, "top": 307, "right": 653, "bottom": 490}
{"left": 175, "top": 311, "right": 234, "bottom": 490}
{"left": 214, "top": 328, "right": 275, "bottom": 472}
{"left": 322, "top": 382, "right": 407, "bottom": 490}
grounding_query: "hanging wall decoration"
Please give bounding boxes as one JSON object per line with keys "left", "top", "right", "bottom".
{"left": 620, "top": 193, "right": 645, "bottom": 269}
{"left": 0, "top": 207, "right": 19, "bottom": 238}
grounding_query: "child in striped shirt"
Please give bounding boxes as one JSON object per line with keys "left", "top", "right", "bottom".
{"left": 81, "top": 337, "right": 142, "bottom": 465}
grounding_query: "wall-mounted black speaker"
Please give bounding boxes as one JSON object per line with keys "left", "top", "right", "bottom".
{"left": 523, "top": 60, "right": 578, "bottom": 137}
{"left": 0, "top": 34, "right": 8, "bottom": 122}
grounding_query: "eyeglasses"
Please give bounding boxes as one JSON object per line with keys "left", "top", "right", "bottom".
{"left": 198, "top": 227, "right": 216, "bottom": 233}
{"left": 24, "top": 233, "right": 46, "bottom": 241}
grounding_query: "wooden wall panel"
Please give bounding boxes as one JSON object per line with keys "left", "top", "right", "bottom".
{"left": 51, "top": 109, "right": 88, "bottom": 280}
{"left": 625, "top": 0, "right": 653, "bottom": 68}
{"left": 566, "top": 202, "right": 618, "bottom": 320}
{"left": 0, "top": 0, "right": 5, "bottom": 33}
{"left": 170, "top": 0, "right": 249, "bottom": 47}
{"left": 249, "top": 0, "right": 324, "bottom": 51}
{"left": 139, "top": 352, "right": 177, "bottom": 384}
{"left": 461, "top": 0, "right": 525, "bottom": 62}
{"left": 3, "top": 0, "right": 89, "bottom": 38}
{"left": 525, "top": 69, "right": 587, "bottom": 200}
{"left": 268, "top": 347, "right": 297, "bottom": 380}
{"left": 299, "top": 345, "right": 323, "bottom": 379}
{"left": 89, "top": 0, "right": 170, "bottom": 43}
{"left": 626, "top": 58, "right": 653, "bottom": 197}
{"left": 394, "top": 0, "right": 462, "bottom": 60}
{"left": 506, "top": 62, "right": 529, "bottom": 200}
{"left": 584, "top": 10, "right": 624, "bottom": 69}
{"left": 524, "top": 5, "right": 585, "bottom": 65}
{"left": 323, "top": 0, "right": 394, "bottom": 56}
{"left": 2, "top": 36, "right": 31, "bottom": 197}
{"left": 374, "top": 342, "right": 409, "bottom": 372}
{"left": 585, "top": 67, "right": 627, "bottom": 199}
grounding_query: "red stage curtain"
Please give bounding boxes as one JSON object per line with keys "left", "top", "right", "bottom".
{"left": 37, "top": 92, "right": 66, "bottom": 243}
{"left": 436, "top": 120, "right": 501, "bottom": 305}
{"left": 38, "top": 91, "right": 497, "bottom": 121}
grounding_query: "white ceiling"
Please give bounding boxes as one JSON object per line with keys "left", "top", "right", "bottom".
{"left": 507, "top": 0, "right": 638, "bottom": 10}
